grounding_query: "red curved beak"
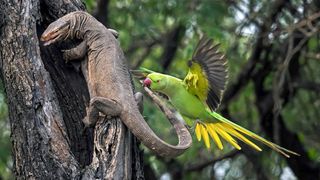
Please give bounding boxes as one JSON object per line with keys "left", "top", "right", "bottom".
{"left": 143, "top": 78, "right": 152, "bottom": 87}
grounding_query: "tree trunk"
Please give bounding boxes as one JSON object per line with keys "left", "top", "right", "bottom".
{"left": 0, "top": 0, "right": 144, "bottom": 179}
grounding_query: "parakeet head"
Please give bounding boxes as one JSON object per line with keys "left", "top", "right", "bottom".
{"left": 143, "top": 73, "right": 168, "bottom": 91}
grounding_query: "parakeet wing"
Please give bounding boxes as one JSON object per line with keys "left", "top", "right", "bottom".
{"left": 184, "top": 36, "right": 228, "bottom": 111}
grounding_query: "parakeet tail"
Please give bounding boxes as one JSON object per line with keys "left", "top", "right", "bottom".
{"left": 194, "top": 111, "right": 299, "bottom": 158}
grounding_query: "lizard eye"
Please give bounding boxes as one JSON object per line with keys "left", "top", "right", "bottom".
{"left": 156, "top": 80, "right": 160, "bottom": 83}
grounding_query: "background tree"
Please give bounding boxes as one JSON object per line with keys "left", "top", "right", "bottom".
{"left": 1, "top": 0, "right": 320, "bottom": 179}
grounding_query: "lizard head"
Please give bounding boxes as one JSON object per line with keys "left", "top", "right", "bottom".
{"left": 41, "top": 19, "right": 70, "bottom": 46}
{"left": 144, "top": 73, "right": 168, "bottom": 91}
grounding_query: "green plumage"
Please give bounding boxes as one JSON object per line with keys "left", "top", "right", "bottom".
{"left": 135, "top": 36, "right": 299, "bottom": 157}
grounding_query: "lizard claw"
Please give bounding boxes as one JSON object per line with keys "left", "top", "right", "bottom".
{"left": 61, "top": 49, "right": 71, "bottom": 63}
{"left": 106, "top": 115, "right": 113, "bottom": 120}
{"left": 82, "top": 115, "right": 95, "bottom": 128}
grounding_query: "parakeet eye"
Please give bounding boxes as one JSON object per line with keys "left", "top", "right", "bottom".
{"left": 156, "top": 80, "right": 160, "bottom": 83}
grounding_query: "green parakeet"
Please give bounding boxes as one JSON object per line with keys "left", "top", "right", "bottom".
{"left": 134, "top": 37, "right": 298, "bottom": 157}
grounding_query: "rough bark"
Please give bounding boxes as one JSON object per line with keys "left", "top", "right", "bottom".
{"left": 0, "top": 0, "right": 144, "bottom": 179}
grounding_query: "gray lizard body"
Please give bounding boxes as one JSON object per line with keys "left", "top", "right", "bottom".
{"left": 41, "top": 11, "right": 192, "bottom": 157}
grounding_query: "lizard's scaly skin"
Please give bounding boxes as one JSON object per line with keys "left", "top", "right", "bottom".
{"left": 41, "top": 11, "right": 192, "bottom": 157}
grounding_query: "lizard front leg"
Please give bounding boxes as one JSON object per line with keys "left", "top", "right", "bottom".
{"left": 62, "top": 30, "right": 117, "bottom": 63}
{"left": 62, "top": 40, "right": 87, "bottom": 62}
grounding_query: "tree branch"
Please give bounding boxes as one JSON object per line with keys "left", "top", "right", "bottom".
{"left": 161, "top": 24, "right": 186, "bottom": 70}
{"left": 184, "top": 150, "right": 240, "bottom": 172}
{"left": 93, "top": 0, "right": 110, "bottom": 26}
{"left": 293, "top": 80, "right": 320, "bottom": 92}
{"left": 251, "top": 28, "right": 320, "bottom": 179}
{"left": 126, "top": 37, "right": 161, "bottom": 55}
{"left": 131, "top": 43, "right": 156, "bottom": 69}
{"left": 222, "top": 0, "right": 289, "bottom": 108}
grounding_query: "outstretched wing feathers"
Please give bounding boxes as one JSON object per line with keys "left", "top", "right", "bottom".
{"left": 184, "top": 36, "right": 228, "bottom": 111}
{"left": 193, "top": 38, "right": 213, "bottom": 55}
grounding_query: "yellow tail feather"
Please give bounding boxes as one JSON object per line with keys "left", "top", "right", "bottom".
{"left": 222, "top": 124, "right": 262, "bottom": 151}
{"left": 209, "top": 111, "right": 299, "bottom": 157}
{"left": 194, "top": 113, "right": 299, "bottom": 157}
{"left": 200, "top": 124, "right": 211, "bottom": 148}
{"left": 215, "top": 124, "right": 242, "bottom": 150}
{"left": 195, "top": 123, "right": 202, "bottom": 141}
{"left": 207, "top": 124, "right": 223, "bottom": 150}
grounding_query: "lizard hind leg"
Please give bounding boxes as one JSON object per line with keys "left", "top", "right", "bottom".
{"left": 83, "top": 97, "right": 123, "bottom": 127}
{"left": 90, "top": 97, "right": 123, "bottom": 118}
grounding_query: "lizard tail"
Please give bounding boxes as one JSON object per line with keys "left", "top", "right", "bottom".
{"left": 195, "top": 112, "right": 299, "bottom": 158}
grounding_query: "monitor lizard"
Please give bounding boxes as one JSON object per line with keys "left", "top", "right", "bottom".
{"left": 40, "top": 11, "right": 192, "bottom": 157}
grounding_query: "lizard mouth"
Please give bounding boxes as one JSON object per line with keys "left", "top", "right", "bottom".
{"left": 41, "top": 23, "right": 70, "bottom": 46}
{"left": 42, "top": 33, "right": 64, "bottom": 46}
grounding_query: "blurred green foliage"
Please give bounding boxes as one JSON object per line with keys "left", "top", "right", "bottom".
{"left": 89, "top": 0, "right": 319, "bottom": 179}
{"left": 0, "top": 81, "right": 11, "bottom": 180}
{"left": 1, "top": 0, "right": 319, "bottom": 179}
